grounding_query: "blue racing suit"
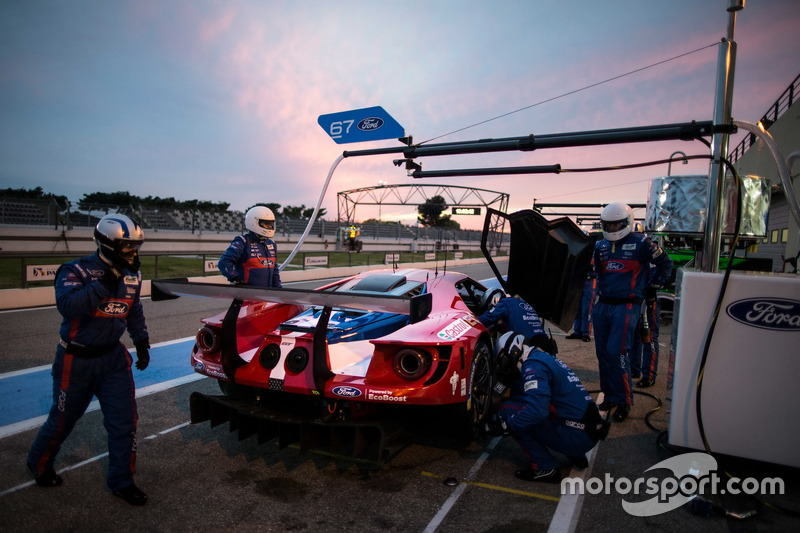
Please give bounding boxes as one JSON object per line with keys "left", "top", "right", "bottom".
{"left": 498, "top": 348, "right": 598, "bottom": 470}
{"left": 478, "top": 297, "right": 545, "bottom": 340}
{"left": 571, "top": 273, "right": 596, "bottom": 336}
{"left": 629, "top": 298, "right": 661, "bottom": 380}
{"left": 591, "top": 233, "right": 672, "bottom": 406}
{"left": 218, "top": 231, "right": 282, "bottom": 287}
{"left": 28, "top": 252, "right": 149, "bottom": 491}
{"left": 629, "top": 263, "right": 661, "bottom": 379}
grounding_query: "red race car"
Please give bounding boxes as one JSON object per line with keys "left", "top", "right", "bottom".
{"left": 153, "top": 268, "right": 505, "bottom": 458}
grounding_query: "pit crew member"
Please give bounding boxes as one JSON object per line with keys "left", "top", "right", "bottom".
{"left": 591, "top": 203, "right": 672, "bottom": 422}
{"left": 27, "top": 214, "right": 151, "bottom": 506}
{"left": 486, "top": 332, "right": 608, "bottom": 483}
{"left": 218, "top": 205, "right": 282, "bottom": 287}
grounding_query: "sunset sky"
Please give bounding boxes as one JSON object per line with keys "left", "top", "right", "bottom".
{"left": 2, "top": 0, "right": 798, "bottom": 229}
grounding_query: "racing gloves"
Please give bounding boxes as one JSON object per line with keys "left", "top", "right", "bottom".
{"left": 644, "top": 285, "right": 661, "bottom": 305}
{"left": 134, "top": 340, "right": 150, "bottom": 371}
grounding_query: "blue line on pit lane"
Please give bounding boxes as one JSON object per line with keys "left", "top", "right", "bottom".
{"left": 0, "top": 339, "right": 196, "bottom": 428}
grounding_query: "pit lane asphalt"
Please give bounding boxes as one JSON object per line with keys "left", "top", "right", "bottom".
{"left": 1, "top": 262, "right": 798, "bottom": 532}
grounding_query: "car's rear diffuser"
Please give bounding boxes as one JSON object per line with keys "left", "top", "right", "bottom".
{"left": 189, "top": 392, "right": 409, "bottom": 464}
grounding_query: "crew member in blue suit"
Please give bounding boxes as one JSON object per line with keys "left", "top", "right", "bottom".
{"left": 485, "top": 332, "right": 607, "bottom": 483}
{"left": 591, "top": 203, "right": 672, "bottom": 422}
{"left": 218, "top": 205, "right": 282, "bottom": 287}
{"left": 628, "top": 220, "right": 662, "bottom": 388}
{"left": 566, "top": 258, "right": 597, "bottom": 342}
{"left": 27, "top": 214, "right": 150, "bottom": 506}
{"left": 630, "top": 287, "right": 661, "bottom": 388}
{"left": 478, "top": 294, "right": 546, "bottom": 341}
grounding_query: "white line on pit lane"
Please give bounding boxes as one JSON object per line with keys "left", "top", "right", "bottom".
{"left": 423, "top": 435, "right": 502, "bottom": 532}
{"left": 0, "top": 421, "right": 191, "bottom": 497}
{"left": 0, "top": 372, "right": 205, "bottom": 440}
{"left": 0, "top": 336, "right": 197, "bottom": 381}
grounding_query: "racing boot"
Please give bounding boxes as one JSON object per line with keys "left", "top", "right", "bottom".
{"left": 613, "top": 405, "right": 631, "bottom": 422}
{"left": 30, "top": 465, "right": 63, "bottom": 488}
{"left": 113, "top": 483, "right": 148, "bottom": 506}
{"left": 514, "top": 468, "right": 561, "bottom": 483}
{"left": 636, "top": 377, "right": 656, "bottom": 388}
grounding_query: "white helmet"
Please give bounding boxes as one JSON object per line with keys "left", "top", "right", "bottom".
{"left": 94, "top": 214, "right": 144, "bottom": 265}
{"left": 245, "top": 206, "right": 275, "bottom": 239}
{"left": 600, "top": 202, "right": 634, "bottom": 242}
{"left": 495, "top": 331, "right": 528, "bottom": 371}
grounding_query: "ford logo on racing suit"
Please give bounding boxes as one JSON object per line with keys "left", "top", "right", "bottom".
{"left": 332, "top": 386, "right": 362, "bottom": 398}
{"left": 97, "top": 301, "right": 130, "bottom": 316}
{"left": 357, "top": 117, "right": 384, "bottom": 131}
{"left": 726, "top": 298, "right": 800, "bottom": 331}
{"left": 606, "top": 261, "right": 625, "bottom": 271}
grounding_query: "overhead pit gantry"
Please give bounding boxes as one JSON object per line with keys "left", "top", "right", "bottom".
{"left": 336, "top": 183, "right": 509, "bottom": 251}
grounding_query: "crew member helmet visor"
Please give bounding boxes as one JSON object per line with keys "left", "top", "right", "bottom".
{"left": 94, "top": 214, "right": 145, "bottom": 265}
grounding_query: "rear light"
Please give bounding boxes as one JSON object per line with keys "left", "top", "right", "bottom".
{"left": 258, "top": 343, "right": 281, "bottom": 370}
{"left": 393, "top": 348, "right": 432, "bottom": 381}
{"left": 286, "top": 347, "right": 309, "bottom": 373}
{"left": 195, "top": 326, "right": 220, "bottom": 354}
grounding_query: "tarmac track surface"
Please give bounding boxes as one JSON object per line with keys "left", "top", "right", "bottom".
{"left": 1, "top": 262, "right": 798, "bottom": 532}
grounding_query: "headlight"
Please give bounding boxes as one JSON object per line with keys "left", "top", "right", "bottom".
{"left": 285, "top": 347, "right": 309, "bottom": 373}
{"left": 393, "top": 348, "right": 432, "bottom": 381}
{"left": 195, "top": 326, "right": 220, "bottom": 354}
{"left": 258, "top": 343, "right": 281, "bottom": 370}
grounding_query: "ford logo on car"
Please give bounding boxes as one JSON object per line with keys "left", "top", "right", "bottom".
{"left": 725, "top": 298, "right": 800, "bottom": 331}
{"left": 357, "top": 117, "right": 383, "bottom": 131}
{"left": 332, "top": 386, "right": 362, "bottom": 397}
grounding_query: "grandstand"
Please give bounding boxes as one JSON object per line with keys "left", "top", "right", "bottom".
{"left": 0, "top": 197, "right": 489, "bottom": 243}
{"left": 0, "top": 199, "right": 55, "bottom": 226}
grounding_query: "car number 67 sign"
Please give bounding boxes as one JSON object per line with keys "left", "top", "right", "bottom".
{"left": 318, "top": 106, "right": 405, "bottom": 144}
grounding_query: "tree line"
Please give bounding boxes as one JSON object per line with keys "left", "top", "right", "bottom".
{"left": 3, "top": 187, "right": 459, "bottom": 228}
{"left": 2, "top": 188, "right": 327, "bottom": 221}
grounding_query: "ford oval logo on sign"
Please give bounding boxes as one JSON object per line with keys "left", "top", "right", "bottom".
{"left": 725, "top": 298, "right": 800, "bottom": 331}
{"left": 332, "top": 386, "right": 362, "bottom": 398}
{"left": 357, "top": 117, "right": 384, "bottom": 131}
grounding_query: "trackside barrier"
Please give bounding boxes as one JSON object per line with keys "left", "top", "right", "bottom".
{"left": 0, "top": 257, "right": 503, "bottom": 311}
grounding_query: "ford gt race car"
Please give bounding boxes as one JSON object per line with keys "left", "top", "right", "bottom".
{"left": 152, "top": 268, "right": 506, "bottom": 458}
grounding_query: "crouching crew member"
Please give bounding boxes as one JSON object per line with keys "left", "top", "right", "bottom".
{"left": 485, "top": 332, "right": 609, "bottom": 483}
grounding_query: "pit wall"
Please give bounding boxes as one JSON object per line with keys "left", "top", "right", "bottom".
{"left": 0, "top": 257, "right": 505, "bottom": 311}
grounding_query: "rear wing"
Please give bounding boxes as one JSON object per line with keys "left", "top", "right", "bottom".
{"left": 151, "top": 278, "right": 433, "bottom": 323}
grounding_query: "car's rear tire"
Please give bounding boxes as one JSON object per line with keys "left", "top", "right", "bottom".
{"left": 467, "top": 340, "right": 494, "bottom": 428}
